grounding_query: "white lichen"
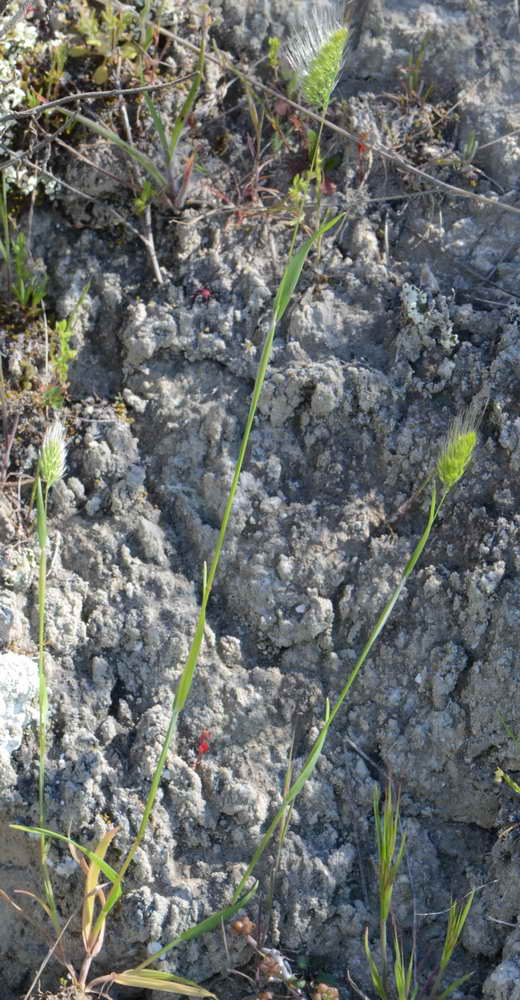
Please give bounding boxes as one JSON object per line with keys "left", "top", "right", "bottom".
{"left": 0, "top": 652, "right": 38, "bottom": 757}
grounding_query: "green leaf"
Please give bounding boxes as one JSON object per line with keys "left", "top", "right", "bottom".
{"left": 110, "top": 968, "right": 215, "bottom": 995}
{"left": 143, "top": 85, "right": 170, "bottom": 164}
{"left": 136, "top": 881, "right": 257, "bottom": 969}
{"left": 35, "top": 478, "right": 47, "bottom": 549}
{"left": 233, "top": 703, "right": 331, "bottom": 901}
{"left": 82, "top": 826, "right": 119, "bottom": 953}
{"left": 93, "top": 64, "right": 108, "bottom": 85}
{"left": 436, "top": 972, "right": 474, "bottom": 1000}
{"left": 364, "top": 927, "right": 386, "bottom": 1000}
{"left": 166, "top": 23, "right": 206, "bottom": 164}
{"left": 10, "top": 824, "right": 121, "bottom": 890}
{"left": 272, "top": 213, "right": 343, "bottom": 323}
{"left": 47, "top": 108, "right": 165, "bottom": 188}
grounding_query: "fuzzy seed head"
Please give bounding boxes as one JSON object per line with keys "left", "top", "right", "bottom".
{"left": 39, "top": 421, "right": 67, "bottom": 487}
{"left": 436, "top": 400, "right": 485, "bottom": 491}
{"left": 286, "top": 3, "right": 349, "bottom": 108}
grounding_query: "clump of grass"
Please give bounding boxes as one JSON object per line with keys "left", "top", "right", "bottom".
{"left": 361, "top": 783, "right": 475, "bottom": 1000}
{"left": 0, "top": 174, "right": 47, "bottom": 312}
{"left": 44, "top": 7, "right": 207, "bottom": 209}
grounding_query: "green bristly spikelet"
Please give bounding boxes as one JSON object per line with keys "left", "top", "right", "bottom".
{"left": 302, "top": 26, "right": 349, "bottom": 107}
{"left": 437, "top": 430, "right": 476, "bottom": 490}
{"left": 285, "top": 3, "right": 348, "bottom": 110}
{"left": 435, "top": 399, "right": 486, "bottom": 492}
{"left": 39, "top": 421, "right": 67, "bottom": 487}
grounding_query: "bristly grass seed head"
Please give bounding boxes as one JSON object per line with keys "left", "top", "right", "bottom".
{"left": 436, "top": 398, "right": 486, "bottom": 493}
{"left": 285, "top": 2, "right": 349, "bottom": 108}
{"left": 39, "top": 421, "right": 67, "bottom": 487}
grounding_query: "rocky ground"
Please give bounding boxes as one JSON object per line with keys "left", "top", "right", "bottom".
{"left": 1, "top": 0, "right": 520, "bottom": 998}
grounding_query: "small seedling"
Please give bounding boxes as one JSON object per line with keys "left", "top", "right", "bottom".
{"left": 69, "top": 0, "right": 140, "bottom": 85}
{"left": 401, "top": 35, "right": 433, "bottom": 101}
{"left": 0, "top": 175, "right": 47, "bottom": 312}
{"left": 42, "top": 284, "right": 89, "bottom": 409}
{"left": 460, "top": 131, "right": 479, "bottom": 165}
{"left": 267, "top": 36, "right": 281, "bottom": 73}
{"left": 362, "top": 782, "right": 475, "bottom": 1000}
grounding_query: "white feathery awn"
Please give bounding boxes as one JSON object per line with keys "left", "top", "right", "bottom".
{"left": 285, "top": 2, "right": 349, "bottom": 108}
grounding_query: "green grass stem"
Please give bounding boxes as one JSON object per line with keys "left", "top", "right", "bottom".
{"left": 373, "top": 784, "right": 408, "bottom": 994}
{"left": 430, "top": 892, "right": 475, "bottom": 999}
{"left": 393, "top": 925, "right": 416, "bottom": 1000}
{"left": 35, "top": 477, "right": 60, "bottom": 933}
{"left": 233, "top": 470, "right": 476, "bottom": 899}
{"left": 142, "top": 12, "right": 207, "bottom": 198}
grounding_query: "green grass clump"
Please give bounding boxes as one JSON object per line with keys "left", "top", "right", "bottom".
{"left": 363, "top": 784, "right": 475, "bottom": 1000}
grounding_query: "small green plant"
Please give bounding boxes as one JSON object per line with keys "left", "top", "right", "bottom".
{"left": 43, "top": 39, "right": 70, "bottom": 100}
{"left": 45, "top": 6, "right": 207, "bottom": 221}
{"left": 363, "top": 783, "right": 475, "bottom": 1000}
{"left": 42, "top": 284, "right": 88, "bottom": 409}
{"left": 460, "top": 131, "right": 479, "bottom": 165}
{"left": 133, "top": 178, "right": 156, "bottom": 215}
{"left": 288, "top": 171, "right": 308, "bottom": 222}
{"left": 402, "top": 35, "right": 433, "bottom": 101}
{"left": 42, "top": 319, "right": 77, "bottom": 408}
{"left": 69, "top": 0, "right": 142, "bottom": 84}
{"left": 10, "top": 231, "right": 47, "bottom": 311}
{"left": 32, "top": 422, "right": 68, "bottom": 933}
{"left": 495, "top": 766, "right": 520, "bottom": 798}
{"left": 0, "top": 175, "right": 47, "bottom": 311}
{"left": 267, "top": 35, "right": 281, "bottom": 72}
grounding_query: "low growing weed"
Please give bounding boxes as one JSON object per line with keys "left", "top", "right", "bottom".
{"left": 41, "top": 285, "right": 89, "bottom": 410}
{"left": 67, "top": 0, "right": 143, "bottom": 85}
{"left": 42, "top": 5, "right": 207, "bottom": 211}
{"left": 361, "top": 784, "right": 475, "bottom": 1000}
{"left": 2, "top": 3, "right": 483, "bottom": 998}
{"left": 0, "top": 174, "right": 47, "bottom": 313}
